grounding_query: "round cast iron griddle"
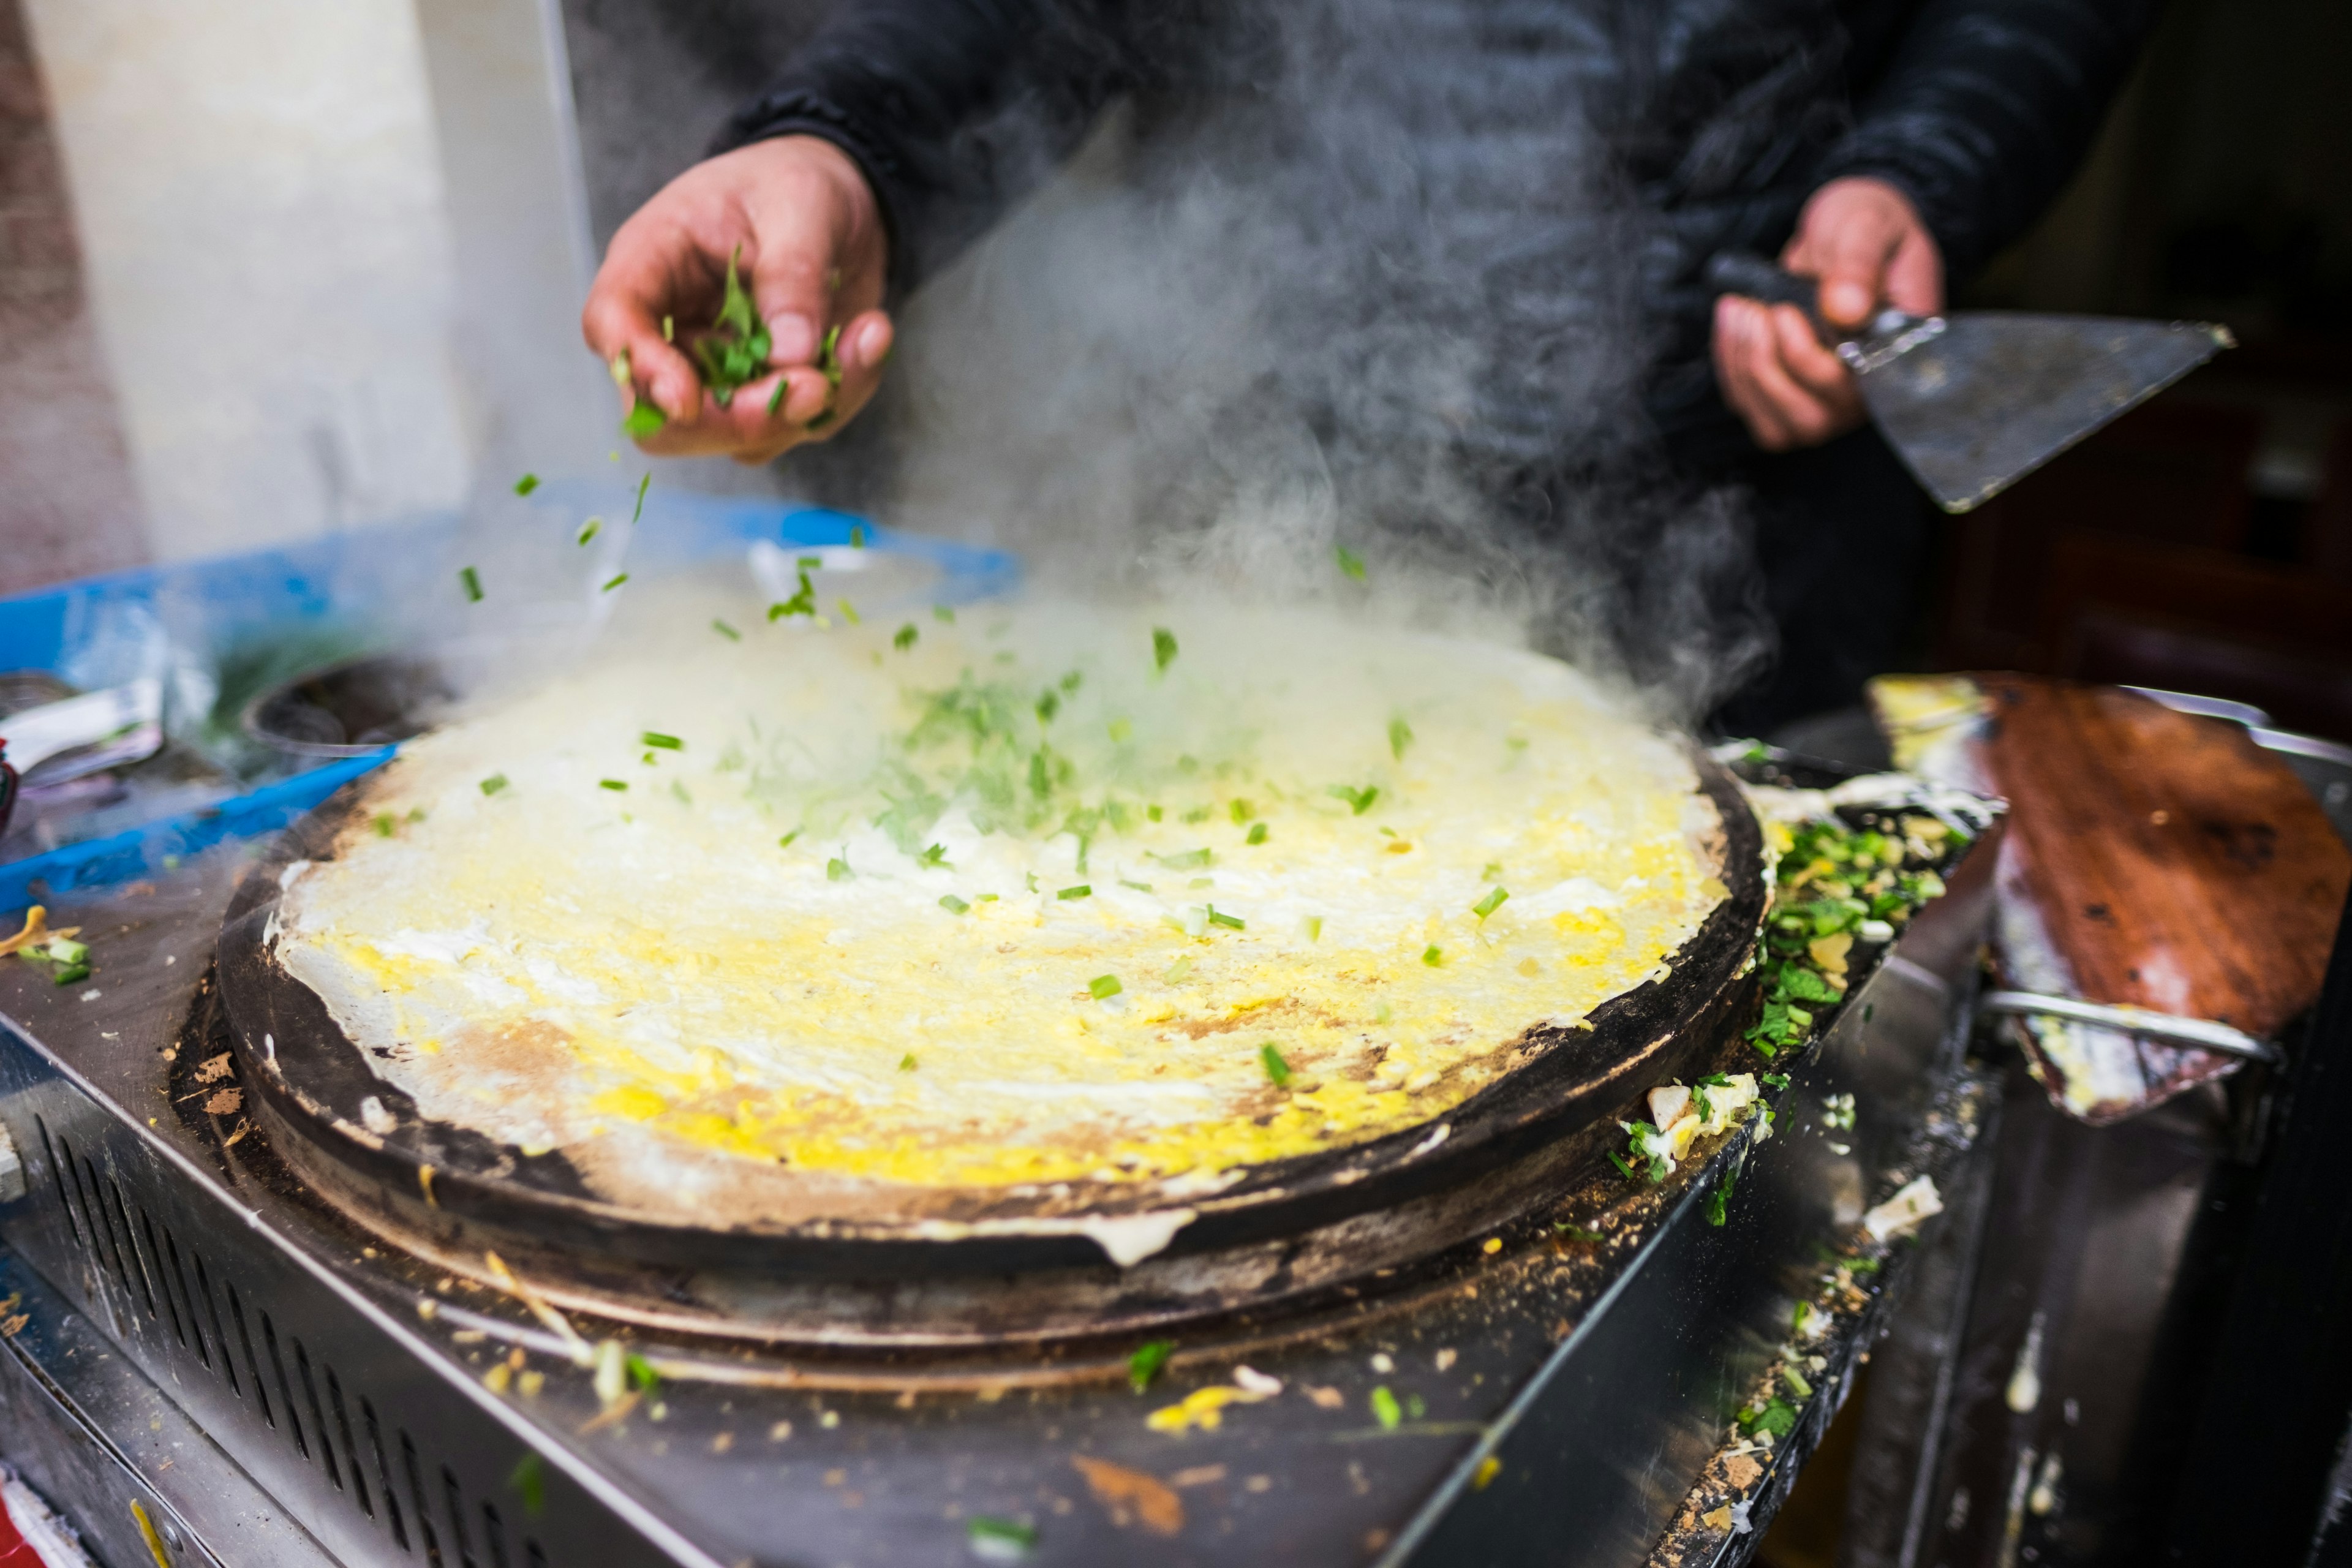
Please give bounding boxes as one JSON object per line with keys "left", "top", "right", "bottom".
{"left": 217, "top": 753, "right": 1766, "bottom": 1345}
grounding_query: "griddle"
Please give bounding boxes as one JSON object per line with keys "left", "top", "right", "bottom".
{"left": 214, "top": 756, "right": 1768, "bottom": 1347}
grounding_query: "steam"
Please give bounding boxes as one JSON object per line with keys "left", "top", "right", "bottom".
{"left": 853, "top": 0, "right": 1771, "bottom": 722}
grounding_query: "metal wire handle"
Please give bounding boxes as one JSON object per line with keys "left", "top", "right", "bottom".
{"left": 1980, "top": 990, "right": 2281, "bottom": 1064}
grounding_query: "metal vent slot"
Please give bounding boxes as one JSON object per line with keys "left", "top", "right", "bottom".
{"left": 480, "top": 1501, "right": 513, "bottom": 1568}
{"left": 99, "top": 1176, "right": 159, "bottom": 1321}
{"left": 137, "top": 1207, "right": 189, "bottom": 1351}
{"left": 223, "top": 1280, "right": 274, "bottom": 1428}
{"left": 293, "top": 1338, "right": 344, "bottom": 1491}
{"left": 441, "top": 1464, "right": 480, "bottom": 1568}
{"left": 260, "top": 1310, "right": 309, "bottom": 1458}
{"left": 187, "top": 1247, "right": 237, "bottom": 1395}
{"left": 158, "top": 1227, "right": 212, "bottom": 1370}
{"left": 31, "top": 1117, "right": 85, "bottom": 1250}
{"left": 328, "top": 1368, "right": 372, "bottom": 1517}
{"left": 401, "top": 1430, "right": 447, "bottom": 1568}
{"left": 527, "top": 1542, "right": 547, "bottom": 1568}
{"left": 364, "top": 1398, "right": 411, "bottom": 1551}
{"left": 61, "top": 1145, "right": 129, "bottom": 1300}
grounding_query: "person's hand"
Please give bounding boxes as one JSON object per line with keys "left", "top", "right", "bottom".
{"left": 1711, "top": 176, "right": 1943, "bottom": 452}
{"left": 582, "top": 136, "right": 893, "bottom": 465}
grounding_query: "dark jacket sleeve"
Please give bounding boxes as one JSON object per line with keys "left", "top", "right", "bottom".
{"left": 710, "top": 0, "right": 1149, "bottom": 293}
{"left": 1814, "top": 0, "right": 2166, "bottom": 279}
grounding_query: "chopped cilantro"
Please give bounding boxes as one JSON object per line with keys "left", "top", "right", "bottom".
{"left": 1058, "top": 884, "right": 1091, "bottom": 900}
{"left": 894, "top": 623, "right": 918, "bottom": 651}
{"left": 513, "top": 473, "right": 538, "bottom": 496}
{"left": 1227, "top": 798, "right": 1253, "bottom": 825}
{"left": 1335, "top": 544, "right": 1366, "bottom": 581}
{"left": 1035, "top": 689, "right": 1059, "bottom": 724}
{"left": 372, "top": 812, "right": 396, "bottom": 837}
{"left": 684, "top": 247, "right": 772, "bottom": 405}
{"left": 1261, "top": 1042, "right": 1291, "bottom": 1086}
{"left": 1128, "top": 1339, "right": 1173, "bottom": 1392}
{"left": 1422, "top": 944, "right": 1442, "bottom": 967}
{"left": 459, "top": 567, "right": 483, "bottom": 603}
{"left": 850, "top": 522, "right": 865, "bottom": 548}
{"left": 1389, "top": 717, "right": 1414, "bottom": 760}
{"left": 940, "top": 895, "right": 970, "bottom": 914}
{"left": 508, "top": 1452, "right": 545, "bottom": 1516}
{"left": 1471, "top": 886, "right": 1509, "bottom": 921}
{"left": 1370, "top": 1386, "right": 1402, "bottom": 1430}
{"left": 1736, "top": 1398, "right": 1798, "bottom": 1439}
{"left": 1108, "top": 717, "right": 1133, "bottom": 744}
{"left": 967, "top": 1518, "right": 1037, "bottom": 1553}
{"left": 621, "top": 402, "right": 665, "bottom": 439}
{"left": 1152, "top": 627, "right": 1178, "bottom": 673}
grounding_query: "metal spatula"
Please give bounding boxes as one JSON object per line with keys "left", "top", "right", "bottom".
{"left": 1705, "top": 252, "right": 2234, "bottom": 513}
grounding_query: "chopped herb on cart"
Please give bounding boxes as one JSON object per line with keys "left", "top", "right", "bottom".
{"left": 1128, "top": 1339, "right": 1173, "bottom": 1392}
{"left": 1736, "top": 1397, "right": 1797, "bottom": 1439}
{"left": 507, "top": 1453, "right": 545, "bottom": 1515}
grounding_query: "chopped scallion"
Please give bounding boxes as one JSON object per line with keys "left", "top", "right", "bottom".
{"left": 601, "top": 573, "right": 629, "bottom": 592}
{"left": 1128, "top": 1338, "right": 1173, "bottom": 1392}
{"left": 576, "top": 518, "right": 601, "bottom": 546}
{"left": 939, "top": 895, "right": 970, "bottom": 915}
{"left": 968, "top": 1517, "right": 1037, "bottom": 1552}
{"left": 1328, "top": 784, "right": 1379, "bottom": 815}
{"left": 1246, "top": 821, "right": 1268, "bottom": 845}
{"left": 933, "top": 604, "right": 954, "bottom": 623}
{"left": 641, "top": 731, "right": 682, "bottom": 750}
{"left": 1057, "top": 884, "right": 1091, "bottom": 900}
{"left": 459, "top": 567, "right": 483, "bottom": 603}
{"left": 827, "top": 855, "right": 852, "bottom": 881}
{"left": 479, "top": 774, "right": 510, "bottom": 796}
{"left": 899, "top": 1052, "right": 918, "bottom": 1071}
{"left": 1389, "top": 718, "right": 1414, "bottom": 760}
{"left": 1472, "top": 886, "right": 1509, "bottom": 921}
{"left": 1152, "top": 848, "right": 1213, "bottom": 870}
{"left": 1260, "top": 1042, "right": 1291, "bottom": 1086}
{"left": 599, "top": 779, "right": 627, "bottom": 792}
{"left": 1088, "top": 974, "right": 1122, "bottom": 1000}
{"left": 631, "top": 471, "right": 650, "bottom": 524}
{"left": 513, "top": 473, "right": 538, "bottom": 496}
{"left": 1152, "top": 626, "right": 1178, "bottom": 673}
{"left": 712, "top": 618, "right": 741, "bottom": 640}
{"left": 1370, "top": 1385, "right": 1402, "bottom": 1430}
{"left": 1120, "top": 880, "right": 1153, "bottom": 893}
{"left": 1207, "top": 907, "right": 1245, "bottom": 930}
{"left": 1335, "top": 544, "right": 1366, "bottom": 581}
{"left": 894, "top": 623, "right": 918, "bottom": 651}
{"left": 1422, "top": 944, "right": 1443, "bottom": 967}
{"left": 849, "top": 522, "right": 866, "bottom": 548}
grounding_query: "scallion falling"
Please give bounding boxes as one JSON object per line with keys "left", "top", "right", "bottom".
{"left": 513, "top": 473, "right": 539, "bottom": 497}
{"left": 1152, "top": 627, "right": 1178, "bottom": 673}
{"left": 1335, "top": 544, "right": 1366, "bottom": 581}
{"left": 601, "top": 573, "right": 628, "bottom": 592}
{"left": 459, "top": 567, "right": 483, "bottom": 603}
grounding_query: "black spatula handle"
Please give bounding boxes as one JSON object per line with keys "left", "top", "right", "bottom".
{"left": 1703, "top": 251, "right": 1822, "bottom": 313}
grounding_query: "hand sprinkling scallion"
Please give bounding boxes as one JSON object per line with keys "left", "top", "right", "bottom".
{"left": 685, "top": 246, "right": 772, "bottom": 405}
{"left": 1260, "top": 1042, "right": 1291, "bottom": 1087}
{"left": 1088, "top": 974, "right": 1122, "bottom": 1000}
{"left": 1152, "top": 626, "right": 1178, "bottom": 673}
{"left": 711, "top": 619, "right": 740, "bottom": 641}
{"left": 576, "top": 518, "right": 601, "bottom": 546}
{"left": 641, "top": 731, "right": 682, "bottom": 750}
{"left": 1390, "top": 718, "right": 1415, "bottom": 761}
{"left": 938, "top": 895, "right": 969, "bottom": 915}
{"left": 459, "top": 567, "right": 483, "bottom": 603}
{"left": 513, "top": 473, "right": 539, "bottom": 497}
{"left": 1335, "top": 544, "right": 1366, "bottom": 581}
{"left": 1057, "top": 884, "right": 1091, "bottom": 900}
{"left": 893, "top": 623, "right": 918, "bottom": 651}
{"left": 601, "top": 573, "right": 629, "bottom": 593}
{"left": 1472, "top": 886, "right": 1509, "bottom": 921}
{"left": 1128, "top": 1338, "right": 1174, "bottom": 1392}
{"left": 479, "top": 774, "right": 509, "bottom": 796}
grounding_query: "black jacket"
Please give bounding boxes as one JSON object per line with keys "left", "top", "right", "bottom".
{"left": 714, "top": 0, "right": 2160, "bottom": 469}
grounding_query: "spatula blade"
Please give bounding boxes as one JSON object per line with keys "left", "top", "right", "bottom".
{"left": 1859, "top": 314, "right": 2233, "bottom": 514}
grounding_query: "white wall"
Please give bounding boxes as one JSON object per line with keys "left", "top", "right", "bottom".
{"left": 23, "top": 0, "right": 477, "bottom": 562}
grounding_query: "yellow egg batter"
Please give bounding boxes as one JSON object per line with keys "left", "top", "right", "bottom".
{"left": 273, "top": 598, "right": 1727, "bottom": 1205}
